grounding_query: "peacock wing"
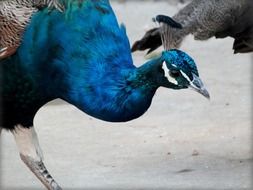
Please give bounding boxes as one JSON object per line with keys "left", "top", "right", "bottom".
{"left": 0, "top": 1, "right": 37, "bottom": 59}
{"left": 0, "top": 0, "right": 65, "bottom": 60}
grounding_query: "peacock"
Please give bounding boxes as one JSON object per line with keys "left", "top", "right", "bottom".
{"left": 132, "top": 0, "right": 253, "bottom": 54}
{"left": 0, "top": 0, "right": 64, "bottom": 59}
{"left": 0, "top": 0, "right": 209, "bottom": 189}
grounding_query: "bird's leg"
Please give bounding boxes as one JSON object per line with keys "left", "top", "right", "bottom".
{"left": 12, "top": 125, "right": 62, "bottom": 190}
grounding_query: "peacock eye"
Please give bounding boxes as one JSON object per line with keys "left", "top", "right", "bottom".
{"left": 169, "top": 70, "right": 180, "bottom": 78}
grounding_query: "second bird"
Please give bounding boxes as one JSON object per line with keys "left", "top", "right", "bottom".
{"left": 132, "top": 0, "right": 253, "bottom": 54}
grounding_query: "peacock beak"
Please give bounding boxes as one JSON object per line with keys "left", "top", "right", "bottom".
{"left": 189, "top": 74, "right": 210, "bottom": 99}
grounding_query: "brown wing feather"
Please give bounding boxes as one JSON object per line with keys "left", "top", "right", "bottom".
{"left": 0, "top": 0, "right": 64, "bottom": 59}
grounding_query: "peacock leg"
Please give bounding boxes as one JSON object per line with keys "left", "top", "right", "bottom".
{"left": 12, "top": 125, "right": 62, "bottom": 190}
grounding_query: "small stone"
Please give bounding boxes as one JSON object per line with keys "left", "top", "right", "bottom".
{"left": 192, "top": 150, "right": 199, "bottom": 156}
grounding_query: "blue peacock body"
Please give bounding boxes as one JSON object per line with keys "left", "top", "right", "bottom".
{"left": 1, "top": 0, "right": 155, "bottom": 126}
{"left": 0, "top": 0, "right": 209, "bottom": 189}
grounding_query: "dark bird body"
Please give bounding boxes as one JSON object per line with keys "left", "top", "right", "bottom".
{"left": 0, "top": 0, "right": 209, "bottom": 189}
{"left": 132, "top": 0, "right": 253, "bottom": 54}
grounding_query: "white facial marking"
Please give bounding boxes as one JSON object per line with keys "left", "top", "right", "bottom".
{"left": 179, "top": 70, "right": 191, "bottom": 83}
{"left": 162, "top": 61, "right": 178, "bottom": 85}
{"left": 180, "top": 70, "right": 200, "bottom": 89}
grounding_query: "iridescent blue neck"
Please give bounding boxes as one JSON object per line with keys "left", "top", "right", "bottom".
{"left": 60, "top": 60, "right": 159, "bottom": 122}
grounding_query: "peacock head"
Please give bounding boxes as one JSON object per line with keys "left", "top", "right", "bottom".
{"left": 160, "top": 49, "right": 210, "bottom": 99}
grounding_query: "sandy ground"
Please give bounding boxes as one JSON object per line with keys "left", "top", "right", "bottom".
{"left": 0, "top": 1, "right": 252, "bottom": 190}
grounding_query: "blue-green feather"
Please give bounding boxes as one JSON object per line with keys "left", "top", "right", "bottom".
{"left": 0, "top": 0, "right": 201, "bottom": 128}
{"left": 0, "top": 0, "right": 156, "bottom": 127}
